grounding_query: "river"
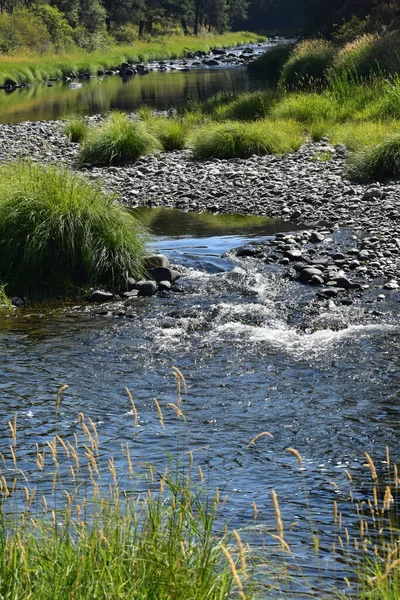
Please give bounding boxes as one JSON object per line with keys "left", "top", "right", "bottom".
{"left": 1, "top": 209, "right": 399, "bottom": 597}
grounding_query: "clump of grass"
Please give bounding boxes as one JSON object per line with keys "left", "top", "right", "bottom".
{"left": 191, "top": 119, "right": 303, "bottom": 159}
{"left": 248, "top": 43, "right": 295, "bottom": 82}
{"left": 271, "top": 92, "right": 336, "bottom": 124}
{"left": 221, "top": 90, "right": 280, "bottom": 121}
{"left": 332, "top": 31, "right": 400, "bottom": 79}
{"left": 0, "top": 162, "right": 146, "bottom": 298}
{"left": 327, "top": 121, "right": 400, "bottom": 151}
{"left": 347, "top": 133, "right": 400, "bottom": 180}
{"left": 79, "top": 111, "right": 160, "bottom": 167}
{"left": 279, "top": 39, "right": 337, "bottom": 89}
{"left": 150, "top": 117, "right": 189, "bottom": 151}
{"left": 199, "top": 90, "right": 238, "bottom": 115}
{"left": 137, "top": 103, "right": 153, "bottom": 121}
{"left": 63, "top": 114, "right": 88, "bottom": 143}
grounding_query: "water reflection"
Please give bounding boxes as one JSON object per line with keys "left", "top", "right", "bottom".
{"left": 0, "top": 68, "right": 262, "bottom": 124}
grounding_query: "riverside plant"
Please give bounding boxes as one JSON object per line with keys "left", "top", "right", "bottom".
{"left": 150, "top": 117, "right": 189, "bottom": 152}
{"left": 64, "top": 114, "right": 88, "bottom": 143}
{"left": 191, "top": 119, "right": 303, "bottom": 160}
{"left": 78, "top": 111, "right": 160, "bottom": 167}
{"left": 347, "top": 133, "right": 400, "bottom": 180}
{"left": 0, "top": 162, "right": 146, "bottom": 298}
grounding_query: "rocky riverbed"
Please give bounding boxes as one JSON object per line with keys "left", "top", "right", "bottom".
{"left": 0, "top": 118, "right": 399, "bottom": 307}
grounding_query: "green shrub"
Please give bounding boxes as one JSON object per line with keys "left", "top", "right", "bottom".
{"left": 221, "top": 90, "right": 280, "bottom": 121}
{"left": 150, "top": 118, "right": 188, "bottom": 151}
{"left": 279, "top": 39, "right": 337, "bottom": 89}
{"left": 0, "top": 162, "right": 146, "bottom": 298}
{"left": 79, "top": 112, "right": 160, "bottom": 167}
{"left": 191, "top": 119, "right": 303, "bottom": 159}
{"left": 347, "top": 134, "right": 400, "bottom": 180}
{"left": 64, "top": 114, "right": 88, "bottom": 143}
{"left": 248, "top": 43, "right": 295, "bottom": 81}
{"left": 0, "top": 7, "right": 51, "bottom": 53}
{"left": 332, "top": 31, "right": 400, "bottom": 79}
{"left": 271, "top": 92, "right": 336, "bottom": 124}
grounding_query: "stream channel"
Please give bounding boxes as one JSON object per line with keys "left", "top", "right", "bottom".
{"left": 1, "top": 208, "right": 399, "bottom": 597}
{"left": 0, "top": 41, "right": 399, "bottom": 597}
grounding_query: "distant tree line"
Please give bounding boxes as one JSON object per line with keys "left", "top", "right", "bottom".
{"left": 0, "top": 0, "right": 398, "bottom": 54}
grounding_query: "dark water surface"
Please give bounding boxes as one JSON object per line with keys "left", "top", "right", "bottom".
{"left": 0, "top": 209, "right": 399, "bottom": 596}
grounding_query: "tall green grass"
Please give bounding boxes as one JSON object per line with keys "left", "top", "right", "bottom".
{"left": 150, "top": 117, "right": 189, "bottom": 151}
{"left": 0, "top": 162, "right": 146, "bottom": 298}
{"left": 347, "top": 133, "right": 400, "bottom": 180}
{"left": 64, "top": 114, "right": 88, "bottom": 143}
{"left": 279, "top": 39, "right": 337, "bottom": 89}
{"left": 221, "top": 89, "right": 280, "bottom": 121}
{"left": 191, "top": 119, "right": 303, "bottom": 159}
{"left": 332, "top": 31, "right": 400, "bottom": 79}
{"left": 79, "top": 111, "right": 160, "bottom": 167}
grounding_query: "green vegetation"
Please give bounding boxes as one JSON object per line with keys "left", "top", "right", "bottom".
{"left": 0, "top": 162, "right": 146, "bottom": 298}
{"left": 150, "top": 117, "right": 189, "bottom": 151}
{"left": 279, "top": 39, "right": 337, "bottom": 89}
{"left": 79, "top": 111, "right": 160, "bottom": 166}
{"left": 64, "top": 114, "right": 88, "bottom": 142}
{"left": 247, "top": 43, "right": 294, "bottom": 82}
{"left": 0, "top": 284, "right": 12, "bottom": 313}
{"left": 191, "top": 119, "right": 302, "bottom": 159}
{"left": 347, "top": 134, "right": 400, "bottom": 180}
{"left": 221, "top": 90, "right": 280, "bottom": 121}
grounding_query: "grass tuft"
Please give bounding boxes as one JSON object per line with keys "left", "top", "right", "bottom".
{"left": 150, "top": 117, "right": 189, "bottom": 151}
{"left": 347, "top": 133, "right": 400, "bottom": 180}
{"left": 0, "top": 162, "right": 146, "bottom": 298}
{"left": 248, "top": 43, "right": 295, "bottom": 82}
{"left": 221, "top": 90, "right": 280, "bottom": 121}
{"left": 64, "top": 114, "right": 88, "bottom": 143}
{"left": 79, "top": 111, "right": 160, "bottom": 167}
{"left": 191, "top": 119, "right": 303, "bottom": 159}
{"left": 279, "top": 39, "right": 337, "bottom": 89}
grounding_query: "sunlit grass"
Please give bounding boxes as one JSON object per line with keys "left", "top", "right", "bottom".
{"left": 0, "top": 161, "right": 146, "bottom": 298}
{"left": 79, "top": 111, "right": 160, "bottom": 166}
{"left": 149, "top": 117, "right": 189, "bottom": 151}
{"left": 347, "top": 133, "right": 400, "bottom": 180}
{"left": 191, "top": 119, "right": 303, "bottom": 159}
{"left": 64, "top": 114, "right": 88, "bottom": 142}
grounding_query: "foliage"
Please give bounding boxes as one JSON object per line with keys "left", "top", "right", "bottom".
{"left": 347, "top": 133, "right": 400, "bottom": 180}
{"left": 0, "top": 8, "right": 52, "bottom": 54}
{"left": 0, "top": 162, "right": 146, "bottom": 298}
{"left": 270, "top": 92, "right": 335, "bottom": 124}
{"left": 79, "top": 111, "right": 160, "bottom": 166}
{"left": 64, "top": 114, "right": 88, "bottom": 142}
{"left": 0, "top": 284, "right": 12, "bottom": 313}
{"left": 332, "top": 31, "right": 400, "bottom": 79}
{"left": 221, "top": 90, "right": 280, "bottom": 121}
{"left": 150, "top": 117, "right": 189, "bottom": 151}
{"left": 279, "top": 39, "right": 337, "bottom": 89}
{"left": 191, "top": 119, "right": 303, "bottom": 159}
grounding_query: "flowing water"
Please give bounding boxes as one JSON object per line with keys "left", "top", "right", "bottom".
{"left": 1, "top": 208, "right": 399, "bottom": 596}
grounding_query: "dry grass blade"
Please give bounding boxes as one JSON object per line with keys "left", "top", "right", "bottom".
{"left": 221, "top": 545, "right": 246, "bottom": 599}
{"left": 248, "top": 431, "right": 273, "bottom": 446}
{"left": 364, "top": 452, "right": 378, "bottom": 481}
{"left": 126, "top": 387, "right": 138, "bottom": 428}
{"left": 286, "top": 447, "right": 303, "bottom": 467}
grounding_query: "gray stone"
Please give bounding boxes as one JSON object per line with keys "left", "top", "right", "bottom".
{"left": 136, "top": 280, "right": 157, "bottom": 296}
{"left": 90, "top": 290, "right": 114, "bottom": 302}
{"left": 144, "top": 254, "right": 170, "bottom": 270}
{"left": 158, "top": 280, "right": 171, "bottom": 291}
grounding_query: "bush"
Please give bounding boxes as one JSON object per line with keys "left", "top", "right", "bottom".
{"left": 0, "top": 8, "right": 51, "bottom": 54}
{"left": 0, "top": 162, "right": 146, "bottom": 298}
{"left": 150, "top": 118, "right": 188, "bottom": 151}
{"left": 79, "top": 112, "right": 160, "bottom": 167}
{"left": 332, "top": 31, "right": 400, "bottom": 79}
{"left": 191, "top": 120, "right": 303, "bottom": 159}
{"left": 248, "top": 43, "right": 295, "bottom": 82}
{"left": 279, "top": 39, "right": 337, "bottom": 89}
{"left": 64, "top": 115, "right": 88, "bottom": 143}
{"left": 221, "top": 90, "right": 280, "bottom": 121}
{"left": 347, "top": 134, "right": 400, "bottom": 180}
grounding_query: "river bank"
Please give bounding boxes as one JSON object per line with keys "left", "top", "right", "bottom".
{"left": 1, "top": 117, "right": 399, "bottom": 307}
